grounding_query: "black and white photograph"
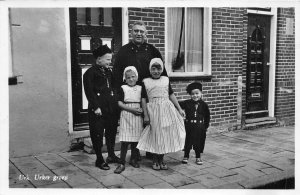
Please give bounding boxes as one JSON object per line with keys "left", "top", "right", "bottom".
{"left": 0, "top": 0, "right": 298, "bottom": 194}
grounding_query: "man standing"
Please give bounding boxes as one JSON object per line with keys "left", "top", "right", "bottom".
{"left": 113, "top": 21, "right": 167, "bottom": 87}
{"left": 83, "top": 45, "right": 120, "bottom": 170}
{"left": 113, "top": 21, "right": 168, "bottom": 159}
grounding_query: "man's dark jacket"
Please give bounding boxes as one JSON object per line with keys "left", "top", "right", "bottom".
{"left": 113, "top": 41, "right": 167, "bottom": 88}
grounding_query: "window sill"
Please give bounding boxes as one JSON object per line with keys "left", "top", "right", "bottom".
{"left": 169, "top": 73, "right": 212, "bottom": 81}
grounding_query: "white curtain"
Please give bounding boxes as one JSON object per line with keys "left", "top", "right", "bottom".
{"left": 186, "top": 8, "right": 203, "bottom": 72}
{"left": 167, "top": 8, "right": 185, "bottom": 72}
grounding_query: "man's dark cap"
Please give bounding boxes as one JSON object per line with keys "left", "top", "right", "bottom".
{"left": 92, "top": 45, "right": 112, "bottom": 58}
{"left": 186, "top": 82, "right": 202, "bottom": 94}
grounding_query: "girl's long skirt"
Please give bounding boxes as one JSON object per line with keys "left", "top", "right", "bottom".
{"left": 119, "top": 103, "right": 143, "bottom": 142}
{"left": 137, "top": 98, "right": 186, "bottom": 154}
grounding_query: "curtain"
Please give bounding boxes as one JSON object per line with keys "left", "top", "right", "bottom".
{"left": 167, "top": 8, "right": 185, "bottom": 72}
{"left": 186, "top": 8, "right": 203, "bottom": 72}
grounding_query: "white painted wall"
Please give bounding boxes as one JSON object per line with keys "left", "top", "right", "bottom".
{"left": 9, "top": 8, "right": 70, "bottom": 157}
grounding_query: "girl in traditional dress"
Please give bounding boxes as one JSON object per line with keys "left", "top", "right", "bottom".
{"left": 137, "top": 58, "right": 186, "bottom": 170}
{"left": 114, "top": 66, "right": 143, "bottom": 174}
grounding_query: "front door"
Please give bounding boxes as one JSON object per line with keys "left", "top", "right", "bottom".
{"left": 246, "top": 14, "right": 271, "bottom": 118}
{"left": 70, "top": 8, "right": 122, "bottom": 130}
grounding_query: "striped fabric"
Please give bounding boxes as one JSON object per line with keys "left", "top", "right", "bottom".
{"left": 119, "top": 103, "right": 143, "bottom": 142}
{"left": 137, "top": 77, "right": 186, "bottom": 154}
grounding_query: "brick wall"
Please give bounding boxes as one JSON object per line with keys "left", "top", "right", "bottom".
{"left": 274, "top": 8, "right": 295, "bottom": 125}
{"left": 209, "top": 7, "right": 245, "bottom": 130}
{"left": 128, "top": 7, "right": 165, "bottom": 57}
{"left": 127, "top": 7, "right": 295, "bottom": 130}
{"left": 128, "top": 7, "right": 245, "bottom": 131}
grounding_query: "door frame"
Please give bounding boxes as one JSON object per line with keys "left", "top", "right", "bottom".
{"left": 66, "top": 8, "right": 129, "bottom": 138}
{"left": 246, "top": 8, "right": 277, "bottom": 118}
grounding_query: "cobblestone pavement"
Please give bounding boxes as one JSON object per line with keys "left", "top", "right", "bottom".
{"left": 9, "top": 126, "right": 295, "bottom": 189}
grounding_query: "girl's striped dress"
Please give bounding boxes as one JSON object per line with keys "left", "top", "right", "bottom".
{"left": 119, "top": 85, "right": 143, "bottom": 142}
{"left": 137, "top": 76, "right": 186, "bottom": 154}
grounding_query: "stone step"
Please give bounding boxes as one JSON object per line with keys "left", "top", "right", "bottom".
{"left": 245, "top": 117, "right": 276, "bottom": 124}
{"left": 83, "top": 145, "right": 95, "bottom": 154}
{"left": 244, "top": 120, "right": 277, "bottom": 128}
{"left": 83, "top": 135, "right": 121, "bottom": 153}
{"left": 245, "top": 110, "right": 269, "bottom": 115}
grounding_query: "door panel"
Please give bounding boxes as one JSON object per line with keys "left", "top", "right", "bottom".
{"left": 70, "top": 8, "right": 122, "bottom": 130}
{"left": 246, "top": 14, "right": 270, "bottom": 116}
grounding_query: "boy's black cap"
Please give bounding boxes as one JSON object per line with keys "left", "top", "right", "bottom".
{"left": 186, "top": 82, "right": 202, "bottom": 94}
{"left": 93, "top": 44, "right": 112, "bottom": 58}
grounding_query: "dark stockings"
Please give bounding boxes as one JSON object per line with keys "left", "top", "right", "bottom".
{"left": 153, "top": 153, "right": 164, "bottom": 163}
{"left": 119, "top": 142, "right": 138, "bottom": 165}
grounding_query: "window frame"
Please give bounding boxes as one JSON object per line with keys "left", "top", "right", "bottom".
{"left": 76, "top": 8, "right": 113, "bottom": 27}
{"left": 165, "top": 7, "right": 212, "bottom": 78}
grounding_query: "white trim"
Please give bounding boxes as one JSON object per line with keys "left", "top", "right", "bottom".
{"left": 81, "top": 67, "right": 89, "bottom": 110}
{"left": 203, "top": 7, "right": 212, "bottom": 75}
{"left": 247, "top": 8, "right": 276, "bottom": 16}
{"left": 246, "top": 8, "right": 277, "bottom": 117}
{"left": 184, "top": 7, "right": 187, "bottom": 72}
{"left": 268, "top": 8, "right": 277, "bottom": 117}
{"left": 122, "top": 7, "right": 129, "bottom": 45}
{"left": 165, "top": 8, "right": 170, "bottom": 72}
{"left": 167, "top": 72, "right": 212, "bottom": 77}
{"left": 65, "top": 8, "right": 75, "bottom": 136}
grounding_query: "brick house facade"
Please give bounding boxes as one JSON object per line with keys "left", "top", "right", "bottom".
{"left": 8, "top": 7, "right": 295, "bottom": 157}
{"left": 127, "top": 7, "right": 295, "bottom": 131}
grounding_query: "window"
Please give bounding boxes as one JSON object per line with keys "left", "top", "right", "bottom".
{"left": 166, "top": 7, "right": 211, "bottom": 77}
{"left": 76, "top": 8, "right": 113, "bottom": 26}
{"left": 103, "top": 8, "right": 113, "bottom": 26}
{"left": 91, "top": 8, "right": 100, "bottom": 25}
{"left": 77, "top": 8, "right": 86, "bottom": 25}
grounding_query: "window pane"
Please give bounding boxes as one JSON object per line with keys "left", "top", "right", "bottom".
{"left": 186, "top": 8, "right": 203, "bottom": 72}
{"left": 167, "top": 8, "right": 185, "bottom": 72}
{"left": 77, "top": 8, "right": 86, "bottom": 25}
{"left": 103, "top": 8, "right": 112, "bottom": 26}
{"left": 91, "top": 8, "right": 100, "bottom": 25}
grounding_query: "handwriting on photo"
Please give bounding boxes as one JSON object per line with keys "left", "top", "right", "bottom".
{"left": 18, "top": 174, "right": 68, "bottom": 181}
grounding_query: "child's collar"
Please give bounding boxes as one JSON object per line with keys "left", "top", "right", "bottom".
{"left": 127, "top": 84, "right": 137, "bottom": 87}
{"left": 191, "top": 99, "right": 202, "bottom": 103}
{"left": 151, "top": 76, "right": 161, "bottom": 80}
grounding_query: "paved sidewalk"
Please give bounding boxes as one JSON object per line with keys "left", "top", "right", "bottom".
{"left": 9, "top": 126, "right": 295, "bottom": 189}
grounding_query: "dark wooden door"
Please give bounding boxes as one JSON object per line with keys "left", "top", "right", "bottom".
{"left": 70, "top": 8, "right": 122, "bottom": 130}
{"left": 246, "top": 14, "right": 271, "bottom": 117}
